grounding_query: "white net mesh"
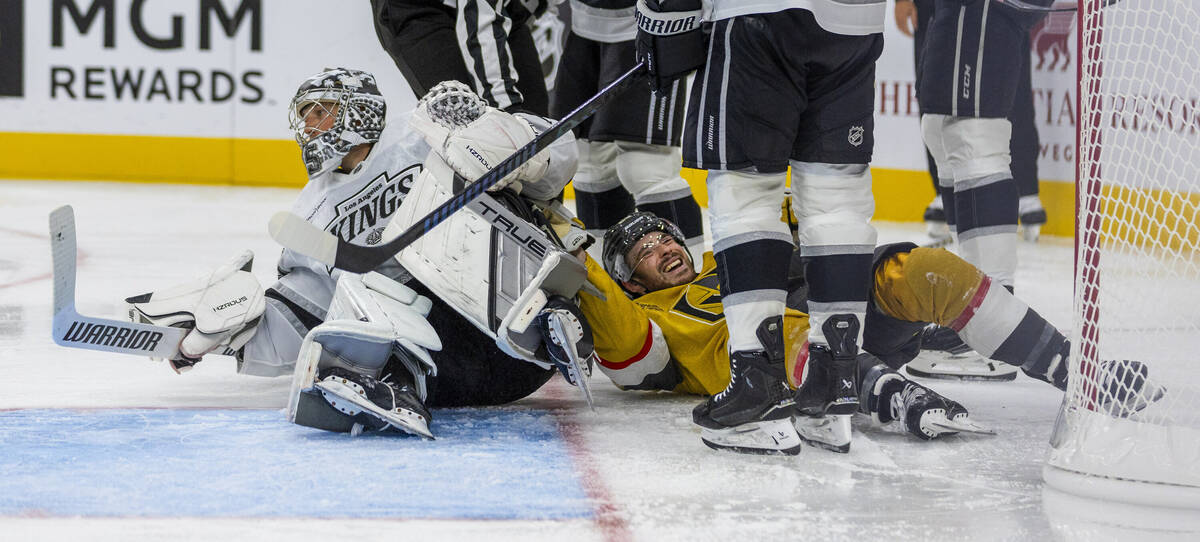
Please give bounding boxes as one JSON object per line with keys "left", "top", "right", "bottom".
{"left": 1045, "top": 0, "right": 1200, "bottom": 504}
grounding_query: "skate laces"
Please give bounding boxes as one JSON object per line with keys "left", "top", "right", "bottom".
{"left": 714, "top": 357, "right": 740, "bottom": 403}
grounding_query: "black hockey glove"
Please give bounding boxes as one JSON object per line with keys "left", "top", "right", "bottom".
{"left": 635, "top": 0, "right": 708, "bottom": 93}
{"left": 536, "top": 295, "right": 595, "bottom": 386}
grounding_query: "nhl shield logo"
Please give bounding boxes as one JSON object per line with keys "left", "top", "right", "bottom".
{"left": 848, "top": 125, "right": 864, "bottom": 147}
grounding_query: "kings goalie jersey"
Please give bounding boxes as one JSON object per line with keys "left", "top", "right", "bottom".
{"left": 238, "top": 111, "right": 429, "bottom": 376}
{"left": 579, "top": 252, "right": 811, "bottom": 396}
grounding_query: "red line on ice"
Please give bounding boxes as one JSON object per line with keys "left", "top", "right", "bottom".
{"left": 546, "top": 379, "right": 632, "bottom": 542}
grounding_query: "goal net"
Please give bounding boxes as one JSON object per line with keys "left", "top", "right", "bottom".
{"left": 1044, "top": 0, "right": 1200, "bottom": 508}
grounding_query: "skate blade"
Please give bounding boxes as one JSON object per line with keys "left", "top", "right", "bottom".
{"left": 699, "top": 418, "right": 803, "bottom": 456}
{"left": 928, "top": 416, "right": 995, "bottom": 437}
{"left": 905, "top": 352, "right": 1018, "bottom": 382}
{"left": 315, "top": 380, "right": 434, "bottom": 440}
{"left": 793, "top": 415, "right": 851, "bottom": 453}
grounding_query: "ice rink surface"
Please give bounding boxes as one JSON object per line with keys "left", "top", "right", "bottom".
{"left": 1, "top": 180, "right": 1195, "bottom": 542}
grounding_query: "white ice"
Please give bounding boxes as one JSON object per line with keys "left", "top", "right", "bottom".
{"left": 0, "top": 180, "right": 1195, "bottom": 542}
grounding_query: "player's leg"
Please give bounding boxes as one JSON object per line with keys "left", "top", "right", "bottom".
{"left": 784, "top": 17, "right": 883, "bottom": 434}
{"left": 567, "top": 37, "right": 704, "bottom": 267}
{"left": 370, "top": 0, "right": 474, "bottom": 98}
{"left": 913, "top": 0, "right": 951, "bottom": 245}
{"left": 1010, "top": 36, "right": 1046, "bottom": 242}
{"left": 412, "top": 281, "right": 556, "bottom": 407}
{"left": 456, "top": 0, "right": 548, "bottom": 114}
{"left": 288, "top": 273, "right": 441, "bottom": 438}
{"left": 682, "top": 15, "right": 802, "bottom": 455}
{"left": 551, "top": 32, "right": 632, "bottom": 262}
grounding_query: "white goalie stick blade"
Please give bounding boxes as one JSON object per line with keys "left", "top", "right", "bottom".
{"left": 547, "top": 311, "right": 596, "bottom": 412}
{"left": 700, "top": 418, "right": 804, "bottom": 456}
{"left": 313, "top": 378, "right": 434, "bottom": 439}
{"left": 49, "top": 205, "right": 187, "bottom": 359}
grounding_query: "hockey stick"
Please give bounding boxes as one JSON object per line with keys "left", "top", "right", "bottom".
{"left": 49, "top": 205, "right": 187, "bottom": 358}
{"left": 993, "top": 0, "right": 1121, "bottom": 13}
{"left": 269, "top": 61, "right": 648, "bottom": 274}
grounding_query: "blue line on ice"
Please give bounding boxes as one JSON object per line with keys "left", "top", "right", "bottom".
{"left": 0, "top": 408, "right": 592, "bottom": 520}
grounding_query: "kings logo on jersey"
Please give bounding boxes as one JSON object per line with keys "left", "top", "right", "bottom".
{"left": 670, "top": 270, "right": 723, "bottom": 324}
{"left": 326, "top": 165, "right": 420, "bottom": 244}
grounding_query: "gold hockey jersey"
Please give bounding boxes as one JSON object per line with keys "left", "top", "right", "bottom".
{"left": 579, "top": 246, "right": 988, "bottom": 397}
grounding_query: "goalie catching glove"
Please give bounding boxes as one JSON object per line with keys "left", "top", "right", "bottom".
{"left": 410, "top": 80, "right": 550, "bottom": 194}
{"left": 125, "top": 251, "right": 266, "bottom": 373}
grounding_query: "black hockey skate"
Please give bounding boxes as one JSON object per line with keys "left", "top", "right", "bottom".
{"left": 794, "top": 314, "right": 861, "bottom": 417}
{"left": 1019, "top": 195, "right": 1047, "bottom": 243}
{"left": 693, "top": 316, "right": 801, "bottom": 455}
{"left": 315, "top": 367, "right": 434, "bottom": 439}
{"left": 871, "top": 366, "right": 993, "bottom": 440}
{"left": 907, "top": 324, "right": 1017, "bottom": 381}
{"left": 922, "top": 200, "right": 952, "bottom": 248}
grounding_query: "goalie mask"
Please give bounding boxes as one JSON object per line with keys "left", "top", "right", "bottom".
{"left": 602, "top": 211, "right": 692, "bottom": 291}
{"left": 288, "top": 67, "right": 386, "bottom": 177}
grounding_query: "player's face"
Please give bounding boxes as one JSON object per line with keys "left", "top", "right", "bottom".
{"left": 298, "top": 101, "right": 339, "bottom": 143}
{"left": 625, "top": 232, "right": 696, "bottom": 293}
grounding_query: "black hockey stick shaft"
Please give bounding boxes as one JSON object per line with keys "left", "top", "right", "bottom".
{"left": 329, "top": 61, "right": 648, "bottom": 273}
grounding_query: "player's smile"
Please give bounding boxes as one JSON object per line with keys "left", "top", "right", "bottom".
{"left": 628, "top": 232, "right": 696, "bottom": 291}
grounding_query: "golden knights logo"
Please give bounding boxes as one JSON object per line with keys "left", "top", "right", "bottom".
{"left": 326, "top": 165, "right": 420, "bottom": 243}
{"left": 671, "top": 270, "right": 724, "bottom": 324}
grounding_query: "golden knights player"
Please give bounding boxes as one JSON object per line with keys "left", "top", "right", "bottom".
{"left": 579, "top": 212, "right": 1160, "bottom": 454}
{"left": 634, "top": 0, "right": 887, "bottom": 451}
{"left": 551, "top": 0, "right": 705, "bottom": 267}
{"left": 123, "top": 68, "right": 581, "bottom": 439}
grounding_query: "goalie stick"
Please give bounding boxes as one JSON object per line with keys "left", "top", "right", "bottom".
{"left": 49, "top": 205, "right": 187, "bottom": 358}
{"left": 269, "top": 61, "right": 648, "bottom": 274}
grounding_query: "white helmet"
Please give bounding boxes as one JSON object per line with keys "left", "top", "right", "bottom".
{"left": 288, "top": 68, "right": 386, "bottom": 177}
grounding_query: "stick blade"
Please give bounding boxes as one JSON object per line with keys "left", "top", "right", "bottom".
{"left": 48, "top": 205, "right": 77, "bottom": 315}
{"left": 48, "top": 204, "right": 188, "bottom": 359}
{"left": 268, "top": 211, "right": 339, "bottom": 268}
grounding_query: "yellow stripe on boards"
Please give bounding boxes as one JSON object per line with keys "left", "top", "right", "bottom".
{"left": 0, "top": 132, "right": 307, "bottom": 187}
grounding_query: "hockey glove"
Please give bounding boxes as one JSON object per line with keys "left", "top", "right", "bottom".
{"left": 126, "top": 251, "right": 266, "bottom": 373}
{"left": 536, "top": 295, "right": 595, "bottom": 386}
{"left": 410, "top": 80, "right": 549, "bottom": 193}
{"left": 635, "top": 0, "right": 708, "bottom": 93}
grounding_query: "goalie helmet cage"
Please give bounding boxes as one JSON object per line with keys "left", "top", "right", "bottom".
{"left": 1043, "top": 0, "right": 1200, "bottom": 512}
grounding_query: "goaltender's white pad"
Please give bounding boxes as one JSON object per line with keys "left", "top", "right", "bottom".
{"left": 384, "top": 152, "right": 588, "bottom": 365}
{"left": 287, "top": 272, "right": 441, "bottom": 426}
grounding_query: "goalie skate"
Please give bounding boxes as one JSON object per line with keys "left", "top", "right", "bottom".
{"left": 315, "top": 368, "right": 433, "bottom": 439}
